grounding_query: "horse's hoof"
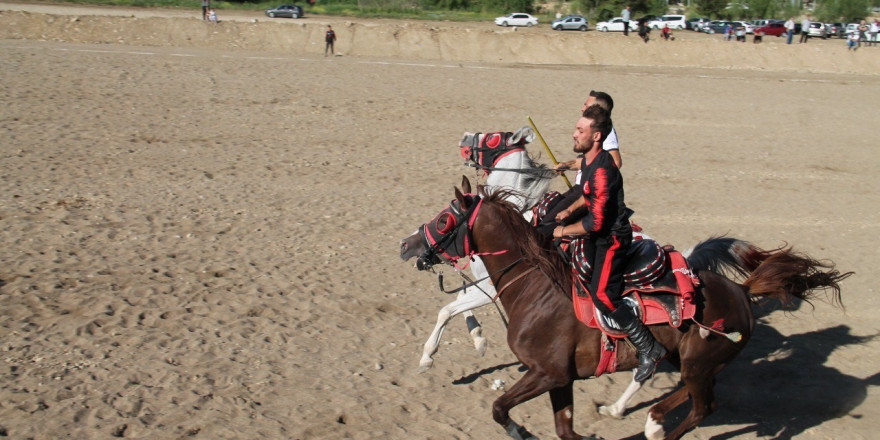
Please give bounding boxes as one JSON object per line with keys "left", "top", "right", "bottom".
{"left": 474, "top": 335, "right": 487, "bottom": 356}
{"left": 418, "top": 358, "right": 434, "bottom": 373}
{"left": 645, "top": 414, "right": 664, "bottom": 440}
{"left": 505, "top": 421, "right": 538, "bottom": 440}
{"left": 597, "top": 404, "right": 624, "bottom": 419}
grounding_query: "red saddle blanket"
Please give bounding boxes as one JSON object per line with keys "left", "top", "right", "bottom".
{"left": 571, "top": 250, "right": 700, "bottom": 376}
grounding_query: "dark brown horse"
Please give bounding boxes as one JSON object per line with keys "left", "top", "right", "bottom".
{"left": 399, "top": 177, "right": 851, "bottom": 440}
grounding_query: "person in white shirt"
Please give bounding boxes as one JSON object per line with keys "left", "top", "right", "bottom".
{"left": 784, "top": 18, "right": 795, "bottom": 44}
{"left": 870, "top": 21, "right": 879, "bottom": 47}
{"left": 800, "top": 16, "right": 811, "bottom": 43}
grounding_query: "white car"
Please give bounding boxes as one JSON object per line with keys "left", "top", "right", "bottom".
{"left": 596, "top": 17, "right": 637, "bottom": 32}
{"left": 647, "top": 15, "right": 687, "bottom": 30}
{"left": 495, "top": 13, "right": 538, "bottom": 27}
{"left": 730, "top": 20, "right": 755, "bottom": 34}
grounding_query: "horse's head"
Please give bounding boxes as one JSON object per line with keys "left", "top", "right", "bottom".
{"left": 399, "top": 176, "right": 480, "bottom": 271}
{"left": 459, "top": 127, "right": 536, "bottom": 170}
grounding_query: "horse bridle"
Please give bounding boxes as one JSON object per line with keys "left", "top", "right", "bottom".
{"left": 459, "top": 129, "right": 551, "bottom": 177}
{"left": 415, "top": 194, "right": 483, "bottom": 271}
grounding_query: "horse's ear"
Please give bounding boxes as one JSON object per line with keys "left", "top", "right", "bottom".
{"left": 460, "top": 175, "right": 472, "bottom": 194}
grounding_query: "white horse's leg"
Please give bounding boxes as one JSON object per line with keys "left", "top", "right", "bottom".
{"left": 598, "top": 373, "right": 642, "bottom": 418}
{"left": 419, "top": 269, "right": 495, "bottom": 372}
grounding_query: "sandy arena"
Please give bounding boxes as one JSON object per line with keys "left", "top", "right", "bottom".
{"left": 1, "top": 2, "right": 880, "bottom": 439}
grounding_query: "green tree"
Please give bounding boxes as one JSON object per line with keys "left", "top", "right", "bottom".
{"left": 695, "top": 0, "right": 727, "bottom": 17}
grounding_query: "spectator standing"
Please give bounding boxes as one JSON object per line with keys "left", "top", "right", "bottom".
{"left": 784, "top": 17, "right": 795, "bottom": 44}
{"left": 724, "top": 23, "right": 733, "bottom": 41}
{"left": 622, "top": 6, "right": 632, "bottom": 36}
{"left": 324, "top": 25, "right": 337, "bottom": 57}
{"left": 201, "top": 0, "right": 209, "bottom": 21}
{"left": 858, "top": 20, "right": 869, "bottom": 48}
{"left": 870, "top": 20, "right": 879, "bottom": 47}
{"left": 800, "top": 16, "right": 811, "bottom": 43}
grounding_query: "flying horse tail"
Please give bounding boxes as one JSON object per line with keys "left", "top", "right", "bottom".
{"left": 742, "top": 248, "right": 851, "bottom": 308}
{"left": 685, "top": 236, "right": 852, "bottom": 308}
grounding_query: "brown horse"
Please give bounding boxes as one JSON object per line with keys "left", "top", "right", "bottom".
{"left": 399, "top": 177, "right": 851, "bottom": 440}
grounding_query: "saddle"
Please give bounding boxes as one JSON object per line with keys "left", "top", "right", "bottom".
{"left": 571, "top": 240, "right": 699, "bottom": 336}
{"left": 569, "top": 241, "right": 699, "bottom": 377}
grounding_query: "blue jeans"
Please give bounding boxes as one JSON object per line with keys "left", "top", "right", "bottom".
{"left": 848, "top": 39, "right": 858, "bottom": 50}
{"left": 786, "top": 30, "right": 794, "bottom": 44}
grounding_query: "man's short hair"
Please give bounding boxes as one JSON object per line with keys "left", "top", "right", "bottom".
{"left": 583, "top": 104, "right": 613, "bottom": 144}
{"left": 589, "top": 90, "right": 614, "bottom": 113}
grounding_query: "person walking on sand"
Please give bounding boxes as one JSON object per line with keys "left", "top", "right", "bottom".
{"left": 325, "top": 25, "right": 337, "bottom": 57}
{"left": 784, "top": 17, "right": 795, "bottom": 44}
{"left": 621, "top": 6, "right": 632, "bottom": 36}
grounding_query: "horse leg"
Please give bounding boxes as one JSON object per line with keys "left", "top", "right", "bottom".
{"left": 549, "top": 382, "right": 599, "bottom": 440}
{"left": 493, "top": 369, "right": 562, "bottom": 440}
{"left": 462, "top": 256, "right": 496, "bottom": 355}
{"left": 660, "top": 370, "right": 717, "bottom": 440}
{"left": 644, "top": 386, "right": 690, "bottom": 440}
{"left": 418, "top": 285, "right": 493, "bottom": 372}
{"left": 598, "top": 375, "right": 642, "bottom": 419}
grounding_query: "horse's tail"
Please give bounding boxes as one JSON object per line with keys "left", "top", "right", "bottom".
{"left": 742, "top": 248, "right": 851, "bottom": 309}
{"left": 685, "top": 236, "right": 773, "bottom": 279}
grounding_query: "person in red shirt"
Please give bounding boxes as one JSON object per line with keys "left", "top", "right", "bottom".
{"left": 553, "top": 105, "right": 666, "bottom": 383}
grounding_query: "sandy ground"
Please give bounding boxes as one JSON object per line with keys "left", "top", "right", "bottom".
{"left": 1, "top": 2, "right": 880, "bottom": 439}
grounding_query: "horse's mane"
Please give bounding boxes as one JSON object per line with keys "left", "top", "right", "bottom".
{"left": 479, "top": 187, "right": 570, "bottom": 288}
{"left": 484, "top": 151, "right": 554, "bottom": 211}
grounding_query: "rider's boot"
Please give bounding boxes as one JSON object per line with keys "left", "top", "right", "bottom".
{"left": 611, "top": 306, "right": 666, "bottom": 383}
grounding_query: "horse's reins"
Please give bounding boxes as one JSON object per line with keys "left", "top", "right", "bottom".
{"left": 465, "top": 161, "right": 557, "bottom": 177}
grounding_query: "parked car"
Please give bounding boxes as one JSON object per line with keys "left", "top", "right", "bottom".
{"left": 647, "top": 15, "right": 687, "bottom": 30}
{"left": 687, "top": 17, "right": 711, "bottom": 30}
{"left": 831, "top": 22, "right": 847, "bottom": 38}
{"left": 552, "top": 15, "right": 589, "bottom": 31}
{"left": 807, "top": 21, "right": 827, "bottom": 38}
{"left": 702, "top": 20, "right": 734, "bottom": 34}
{"left": 265, "top": 4, "right": 304, "bottom": 19}
{"left": 494, "top": 13, "right": 538, "bottom": 27}
{"left": 730, "top": 20, "right": 755, "bottom": 34}
{"left": 844, "top": 23, "right": 860, "bottom": 37}
{"left": 756, "top": 22, "right": 787, "bottom": 37}
{"left": 596, "top": 17, "right": 636, "bottom": 32}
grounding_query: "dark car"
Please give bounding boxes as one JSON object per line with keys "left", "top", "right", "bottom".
{"left": 702, "top": 21, "right": 734, "bottom": 34}
{"left": 831, "top": 22, "right": 846, "bottom": 38}
{"left": 551, "top": 14, "right": 589, "bottom": 31}
{"left": 756, "top": 22, "right": 787, "bottom": 37}
{"left": 265, "top": 4, "right": 304, "bottom": 19}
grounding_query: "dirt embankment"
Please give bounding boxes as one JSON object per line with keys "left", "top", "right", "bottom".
{"left": 1, "top": 3, "right": 878, "bottom": 74}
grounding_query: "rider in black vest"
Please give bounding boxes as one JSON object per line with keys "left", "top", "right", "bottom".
{"left": 552, "top": 105, "right": 666, "bottom": 383}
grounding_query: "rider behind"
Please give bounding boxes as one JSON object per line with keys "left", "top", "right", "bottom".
{"left": 553, "top": 105, "right": 666, "bottom": 383}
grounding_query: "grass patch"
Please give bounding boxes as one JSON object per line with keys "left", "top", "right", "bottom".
{"left": 36, "top": 0, "right": 547, "bottom": 22}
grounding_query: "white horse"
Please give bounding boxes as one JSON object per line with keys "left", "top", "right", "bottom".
{"left": 417, "top": 129, "right": 553, "bottom": 373}
{"left": 413, "top": 128, "right": 646, "bottom": 418}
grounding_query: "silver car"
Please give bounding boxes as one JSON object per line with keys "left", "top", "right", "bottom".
{"left": 552, "top": 15, "right": 589, "bottom": 31}
{"left": 265, "top": 4, "right": 304, "bottom": 19}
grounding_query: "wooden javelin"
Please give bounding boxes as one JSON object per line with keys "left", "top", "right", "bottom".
{"left": 527, "top": 116, "right": 572, "bottom": 189}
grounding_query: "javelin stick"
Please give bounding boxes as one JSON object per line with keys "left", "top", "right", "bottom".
{"left": 527, "top": 116, "right": 572, "bottom": 189}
